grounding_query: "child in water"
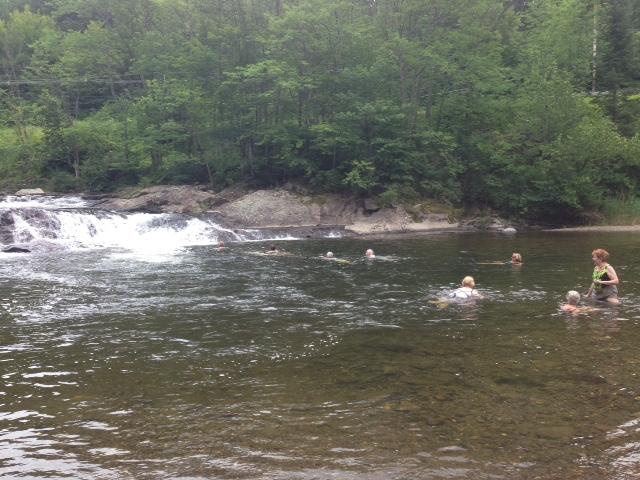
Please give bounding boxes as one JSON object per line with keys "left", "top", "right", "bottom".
{"left": 449, "top": 276, "right": 483, "bottom": 299}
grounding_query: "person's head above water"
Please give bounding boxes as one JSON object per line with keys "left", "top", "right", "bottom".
{"left": 326, "top": 251, "right": 334, "bottom": 258}
{"left": 218, "top": 241, "right": 225, "bottom": 247}
{"left": 461, "top": 276, "right": 476, "bottom": 288}
{"left": 566, "top": 290, "right": 580, "bottom": 305}
{"left": 591, "top": 248, "right": 609, "bottom": 264}
{"left": 511, "top": 252, "right": 522, "bottom": 264}
{"left": 365, "top": 249, "right": 375, "bottom": 257}
{"left": 270, "top": 245, "right": 278, "bottom": 251}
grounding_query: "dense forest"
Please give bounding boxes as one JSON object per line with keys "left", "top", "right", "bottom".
{"left": 0, "top": 0, "right": 638, "bottom": 220}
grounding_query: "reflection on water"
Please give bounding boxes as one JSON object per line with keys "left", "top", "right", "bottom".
{"left": 2, "top": 232, "right": 640, "bottom": 479}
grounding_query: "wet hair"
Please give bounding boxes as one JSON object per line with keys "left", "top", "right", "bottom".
{"left": 365, "top": 249, "right": 374, "bottom": 256}
{"left": 566, "top": 290, "right": 580, "bottom": 304}
{"left": 591, "top": 248, "right": 609, "bottom": 261}
{"left": 270, "top": 245, "right": 277, "bottom": 251}
{"left": 511, "top": 252, "right": 522, "bottom": 263}
{"left": 461, "top": 276, "right": 475, "bottom": 288}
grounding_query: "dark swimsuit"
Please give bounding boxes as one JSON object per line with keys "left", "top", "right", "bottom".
{"left": 592, "top": 265, "right": 618, "bottom": 300}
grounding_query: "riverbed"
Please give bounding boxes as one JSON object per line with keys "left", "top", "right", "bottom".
{"left": 2, "top": 231, "right": 640, "bottom": 479}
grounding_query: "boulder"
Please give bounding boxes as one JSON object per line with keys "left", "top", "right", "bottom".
{"left": 217, "top": 190, "right": 361, "bottom": 227}
{"left": 363, "top": 198, "right": 381, "bottom": 213}
{"left": 218, "top": 190, "right": 322, "bottom": 227}
{"left": 15, "top": 188, "right": 44, "bottom": 195}
{"left": 95, "top": 185, "right": 220, "bottom": 214}
{"left": 2, "top": 246, "right": 30, "bottom": 253}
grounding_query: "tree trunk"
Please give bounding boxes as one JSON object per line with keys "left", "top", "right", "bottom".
{"left": 367, "top": 0, "right": 376, "bottom": 16}
{"left": 426, "top": 80, "right": 433, "bottom": 123}
{"left": 204, "top": 161, "right": 214, "bottom": 186}
{"left": 151, "top": 150, "right": 163, "bottom": 170}
{"left": 592, "top": 0, "right": 598, "bottom": 95}
{"left": 73, "top": 150, "right": 80, "bottom": 178}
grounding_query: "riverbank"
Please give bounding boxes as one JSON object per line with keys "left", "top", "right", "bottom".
{"left": 16, "top": 185, "right": 640, "bottom": 236}
{"left": 92, "top": 185, "right": 516, "bottom": 236}
{"left": 545, "top": 225, "right": 640, "bottom": 232}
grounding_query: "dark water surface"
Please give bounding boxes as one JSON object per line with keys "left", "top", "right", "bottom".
{"left": 2, "top": 232, "right": 640, "bottom": 479}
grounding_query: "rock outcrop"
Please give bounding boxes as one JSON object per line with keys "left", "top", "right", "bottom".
{"left": 215, "top": 189, "right": 459, "bottom": 234}
{"left": 95, "top": 185, "right": 462, "bottom": 235}
{"left": 94, "top": 185, "right": 223, "bottom": 214}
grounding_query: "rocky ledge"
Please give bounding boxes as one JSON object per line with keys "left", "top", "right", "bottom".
{"left": 93, "top": 185, "right": 512, "bottom": 235}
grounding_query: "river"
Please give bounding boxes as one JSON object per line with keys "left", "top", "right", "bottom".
{"left": 1, "top": 197, "right": 640, "bottom": 479}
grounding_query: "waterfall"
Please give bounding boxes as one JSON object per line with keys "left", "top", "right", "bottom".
{"left": 0, "top": 195, "right": 344, "bottom": 251}
{"left": 0, "top": 196, "right": 242, "bottom": 251}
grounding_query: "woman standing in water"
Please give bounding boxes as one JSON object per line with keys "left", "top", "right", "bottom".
{"left": 587, "top": 248, "right": 620, "bottom": 304}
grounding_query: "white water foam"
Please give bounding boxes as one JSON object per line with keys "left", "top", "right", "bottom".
{"left": 235, "top": 228, "right": 304, "bottom": 242}
{"left": 0, "top": 195, "right": 89, "bottom": 209}
{"left": 9, "top": 210, "right": 241, "bottom": 251}
{"left": 1, "top": 195, "right": 306, "bottom": 252}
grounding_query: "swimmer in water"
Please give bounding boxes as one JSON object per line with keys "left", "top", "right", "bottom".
{"left": 477, "top": 252, "right": 523, "bottom": 265}
{"left": 448, "top": 276, "right": 483, "bottom": 300}
{"left": 216, "top": 241, "right": 226, "bottom": 251}
{"left": 561, "top": 290, "right": 581, "bottom": 313}
{"left": 263, "top": 244, "right": 291, "bottom": 256}
{"left": 561, "top": 290, "right": 597, "bottom": 314}
{"left": 320, "top": 251, "right": 350, "bottom": 264}
{"left": 365, "top": 249, "right": 375, "bottom": 259}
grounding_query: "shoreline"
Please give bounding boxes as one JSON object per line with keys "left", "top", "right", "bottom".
{"left": 544, "top": 225, "right": 640, "bottom": 233}
{"left": 231, "top": 224, "right": 476, "bottom": 240}
{"left": 11, "top": 187, "right": 640, "bottom": 236}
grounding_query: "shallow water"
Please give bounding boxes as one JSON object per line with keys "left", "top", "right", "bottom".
{"left": 2, "top": 232, "right": 640, "bottom": 479}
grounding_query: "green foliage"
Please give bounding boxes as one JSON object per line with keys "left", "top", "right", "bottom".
{"left": 47, "top": 170, "right": 78, "bottom": 192}
{"left": 0, "top": 126, "right": 42, "bottom": 189}
{"left": 0, "top": 0, "right": 635, "bottom": 223}
{"left": 599, "top": 196, "right": 640, "bottom": 225}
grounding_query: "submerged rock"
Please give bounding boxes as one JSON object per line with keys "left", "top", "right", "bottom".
{"left": 2, "top": 246, "right": 30, "bottom": 253}
{"left": 0, "top": 211, "right": 16, "bottom": 244}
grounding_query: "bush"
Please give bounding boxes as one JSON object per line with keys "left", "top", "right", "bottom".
{"left": 47, "top": 171, "right": 78, "bottom": 193}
